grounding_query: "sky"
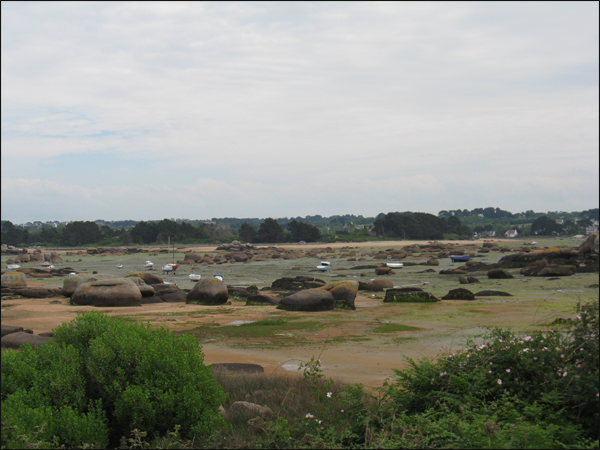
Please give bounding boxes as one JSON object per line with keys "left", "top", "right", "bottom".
{"left": 1, "top": 1, "right": 598, "bottom": 223}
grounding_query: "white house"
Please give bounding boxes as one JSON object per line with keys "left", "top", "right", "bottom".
{"left": 505, "top": 229, "right": 518, "bottom": 238}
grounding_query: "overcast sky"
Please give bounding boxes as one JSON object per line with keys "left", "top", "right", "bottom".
{"left": 2, "top": 1, "right": 598, "bottom": 223}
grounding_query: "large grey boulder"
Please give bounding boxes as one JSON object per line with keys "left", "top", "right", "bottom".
{"left": 1, "top": 272, "right": 27, "bottom": 288}
{"left": 71, "top": 278, "right": 142, "bottom": 307}
{"left": 370, "top": 279, "right": 394, "bottom": 289}
{"left": 226, "top": 401, "right": 272, "bottom": 421}
{"left": 578, "top": 231, "right": 599, "bottom": 254}
{"left": 126, "top": 276, "right": 155, "bottom": 297}
{"left": 63, "top": 273, "right": 114, "bottom": 297}
{"left": 278, "top": 289, "right": 334, "bottom": 311}
{"left": 153, "top": 283, "right": 188, "bottom": 302}
{"left": 125, "top": 272, "right": 164, "bottom": 285}
{"left": 1, "top": 332, "right": 52, "bottom": 349}
{"left": 319, "top": 281, "right": 359, "bottom": 310}
{"left": 187, "top": 277, "right": 228, "bottom": 305}
{"left": 1, "top": 325, "right": 24, "bottom": 337}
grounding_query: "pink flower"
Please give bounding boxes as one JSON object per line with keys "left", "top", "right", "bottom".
{"left": 534, "top": 357, "right": 538, "bottom": 361}
{"left": 317, "top": 359, "right": 321, "bottom": 364}
{"left": 498, "top": 379, "right": 502, "bottom": 385}
{"left": 563, "top": 372, "right": 568, "bottom": 377}
{"left": 306, "top": 413, "right": 313, "bottom": 419}
{"left": 488, "top": 370, "right": 492, "bottom": 374}
{"left": 524, "top": 336, "right": 533, "bottom": 341}
{"left": 489, "top": 362, "right": 493, "bottom": 365}
{"left": 341, "top": 410, "right": 344, "bottom": 413}
{"left": 506, "top": 369, "right": 511, "bottom": 373}
{"left": 561, "top": 354, "right": 565, "bottom": 358}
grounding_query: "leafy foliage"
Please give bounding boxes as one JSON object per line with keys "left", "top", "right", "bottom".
{"left": 1, "top": 312, "right": 226, "bottom": 448}
{"left": 256, "top": 218, "right": 285, "bottom": 243}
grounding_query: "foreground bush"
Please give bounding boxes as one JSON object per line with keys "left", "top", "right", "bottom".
{"left": 1, "top": 312, "right": 226, "bottom": 449}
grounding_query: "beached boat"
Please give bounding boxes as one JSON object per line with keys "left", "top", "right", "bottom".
{"left": 317, "top": 265, "right": 329, "bottom": 272}
{"left": 320, "top": 261, "right": 331, "bottom": 266}
{"left": 41, "top": 262, "right": 52, "bottom": 267}
{"left": 144, "top": 261, "right": 153, "bottom": 268}
{"left": 7, "top": 264, "right": 21, "bottom": 270}
{"left": 214, "top": 275, "right": 223, "bottom": 281}
{"left": 450, "top": 255, "right": 470, "bottom": 262}
{"left": 189, "top": 274, "right": 201, "bottom": 281}
{"left": 162, "top": 264, "right": 179, "bottom": 274}
{"left": 116, "top": 264, "right": 123, "bottom": 269}
{"left": 387, "top": 263, "right": 404, "bottom": 268}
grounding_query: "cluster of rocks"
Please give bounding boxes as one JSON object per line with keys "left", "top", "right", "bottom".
{"left": 1, "top": 325, "right": 53, "bottom": 349}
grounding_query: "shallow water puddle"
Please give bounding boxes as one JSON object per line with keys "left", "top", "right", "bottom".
{"left": 223, "top": 320, "right": 255, "bottom": 326}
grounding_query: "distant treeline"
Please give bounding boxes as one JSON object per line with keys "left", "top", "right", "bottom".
{"left": 2, "top": 207, "right": 597, "bottom": 247}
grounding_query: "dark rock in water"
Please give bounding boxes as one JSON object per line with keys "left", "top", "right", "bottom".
{"left": 187, "top": 277, "right": 228, "bottom": 305}
{"left": 375, "top": 267, "right": 394, "bottom": 275}
{"left": 1, "top": 331, "right": 52, "bottom": 349}
{"left": 351, "top": 265, "right": 378, "bottom": 270}
{"left": 271, "top": 276, "right": 325, "bottom": 291}
{"left": 1, "top": 325, "right": 24, "bottom": 337}
{"left": 384, "top": 289, "right": 438, "bottom": 303}
{"left": 487, "top": 269, "right": 514, "bottom": 279}
{"left": 536, "top": 265, "right": 574, "bottom": 277}
{"left": 246, "top": 294, "right": 280, "bottom": 306}
{"left": 278, "top": 289, "right": 334, "bottom": 311}
{"left": 211, "top": 363, "right": 264, "bottom": 373}
{"left": 442, "top": 288, "right": 475, "bottom": 300}
{"left": 474, "top": 290, "right": 513, "bottom": 297}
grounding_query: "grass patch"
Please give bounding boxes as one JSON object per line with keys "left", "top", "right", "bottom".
{"left": 372, "top": 323, "right": 421, "bottom": 333}
{"left": 177, "top": 320, "right": 324, "bottom": 340}
{"left": 388, "top": 336, "right": 418, "bottom": 344}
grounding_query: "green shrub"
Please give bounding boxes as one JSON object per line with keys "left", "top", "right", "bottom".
{"left": 2, "top": 311, "right": 226, "bottom": 448}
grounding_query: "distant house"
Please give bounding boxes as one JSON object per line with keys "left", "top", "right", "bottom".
{"left": 505, "top": 229, "right": 518, "bottom": 238}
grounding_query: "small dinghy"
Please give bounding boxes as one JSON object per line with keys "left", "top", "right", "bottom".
{"left": 116, "top": 264, "right": 123, "bottom": 269}
{"left": 450, "top": 255, "right": 470, "bottom": 262}
{"left": 189, "top": 274, "right": 201, "bottom": 281}
{"left": 387, "top": 263, "right": 403, "bottom": 268}
{"left": 316, "top": 265, "right": 329, "bottom": 272}
{"left": 144, "top": 261, "right": 153, "bottom": 268}
{"left": 320, "top": 261, "right": 331, "bottom": 266}
{"left": 41, "top": 262, "right": 52, "bottom": 267}
{"left": 214, "top": 275, "right": 223, "bottom": 281}
{"left": 7, "top": 264, "right": 21, "bottom": 270}
{"left": 46, "top": 265, "right": 55, "bottom": 269}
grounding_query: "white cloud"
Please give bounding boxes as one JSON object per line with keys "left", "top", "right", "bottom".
{"left": 1, "top": 2, "right": 598, "bottom": 222}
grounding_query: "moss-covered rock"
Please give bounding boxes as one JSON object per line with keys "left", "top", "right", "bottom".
{"left": 384, "top": 289, "right": 438, "bottom": 303}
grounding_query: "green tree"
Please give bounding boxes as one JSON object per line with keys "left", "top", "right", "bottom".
{"left": 531, "top": 215, "right": 564, "bottom": 235}
{"left": 239, "top": 222, "right": 256, "bottom": 243}
{"left": 257, "top": 218, "right": 285, "bottom": 243}
{"left": 61, "top": 221, "right": 101, "bottom": 246}
{"left": 288, "top": 220, "right": 321, "bottom": 242}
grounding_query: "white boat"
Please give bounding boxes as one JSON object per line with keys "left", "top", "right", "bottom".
{"left": 144, "top": 261, "right": 153, "bottom": 268}
{"left": 214, "top": 275, "right": 224, "bottom": 281}
{"left": 116, "top": 264, "right": 123, "bottom": 269}
{"left": 41, "top": 262, "right": 52, "bottom": 267}
{"left": 530, "top": 241, "right": 538, "bottom": 245}
{"left": 46, "top": 265, "right": 55, "bottom": 269}
{"left": 316, "top": 265, "right": 329, "bottom": 272}
{"left": 69, "top": 272, "right": 77, "bottom": 276}
{"left": 7, "top": 264, "right": 21, "bottom": 270}
{"left": 387, "top": 263, "right": 404, "bottom": 268}
{"left": 320, "top": 261, "right": 331, "bottom": 266}
{"left": 189, "top": 274, "right": 201, "bottom": 281}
